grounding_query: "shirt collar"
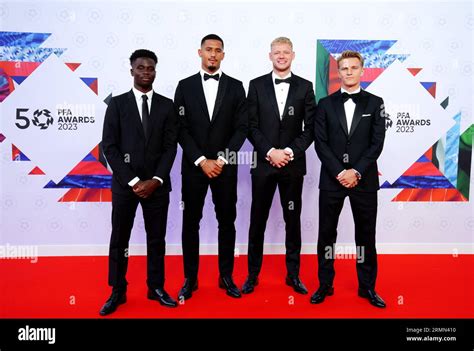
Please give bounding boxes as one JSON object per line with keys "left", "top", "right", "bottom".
{"left": 341, "top": 86, "right": 361, "bottom": 94}
{"left": 132, "top": 87, "right": 153, "bottom": 101}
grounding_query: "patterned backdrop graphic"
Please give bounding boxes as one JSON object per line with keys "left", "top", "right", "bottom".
{"left": 0, "top": 31, "right": 112, "bottom": 202}
{"left": 316, "top": 39, "right": 472, "bottom": 202}
{"left": 0, "top": 1, "right": 472, "bottom": 251}
{"left": 1, "top": 33, "right": 472, "bottom": 203}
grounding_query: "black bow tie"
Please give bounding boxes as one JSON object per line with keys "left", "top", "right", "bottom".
{"left": 204, "top": 73, "right": 220, "bottom": 81}
{"left": 341, "top": 92, "right": 361, "bottom": 103}
{"left": 275, "top": 77, "right": 291, "bottom": 85}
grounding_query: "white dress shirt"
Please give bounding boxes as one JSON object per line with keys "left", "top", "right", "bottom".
{"left": 267, "top": 71, "right": 293, "bottom": 161}
{"left": 337, "top": 86, "right": 362, "bottom": 179}
{"left": 194, "top": 69, "right": 228, "bottom": 166}
{"left": 201, "top": 68, "right": 221, "bottom": 120}
{"left": 341, "top": 86, "right": 361, "bottom": 133}
{"left": 128, "top": 87, "right": 163, "bottom": 187}
{"left": 272, "top": 71, "right": 291, "bottom": 119}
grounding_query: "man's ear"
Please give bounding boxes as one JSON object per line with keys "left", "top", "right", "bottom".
{"left": 360, "top": 68, "right": 364, "bottom": 77}
{"left": 130, "top": 68, "right": 133, "bottom": 76}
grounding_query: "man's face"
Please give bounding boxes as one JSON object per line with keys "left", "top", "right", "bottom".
{"left": 337, "top": 57, "right": 364, "bottom": 89}
{"left": 269, "top": 43, "right": 295, "bottom": 73}
{"left": 199, "top": 39, "right": 225, "bottom": 73}
{"left": 130, "top": 57, "right": 156, "bottom": 90}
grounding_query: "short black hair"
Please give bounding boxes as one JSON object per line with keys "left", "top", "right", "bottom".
{"left": 201, "top": 34, "right": 224, "bottom": 49}
{"left": 129, "top": 49, "right": 158, "bottom": 65}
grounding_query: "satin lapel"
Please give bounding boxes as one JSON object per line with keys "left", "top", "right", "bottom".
{"left": 211, "top": 73, "right": 228, "bottom": 123}
{"left": 349, "top": 90, "right": 369, "bottom": 138}
{"left": 331, "top": 90, "right": 349, "bottom": 136}
{"left": 192, "top": 73, "right": 211, "bottom": 121}
{"left": 264, "top": 73, "right": 282, "bottom": 122}
{"left": 147, "top": 92, "right": 166, "bottom": 144}
{"left": 127, "top": 90, "right": 146, "bottom": 140}
{"left": 282, "top": 76, "right": 298, "bottom": 120}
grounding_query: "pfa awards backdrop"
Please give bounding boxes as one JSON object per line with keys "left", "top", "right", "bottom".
{"left": 0, "top": 1, "right": 472, "bottom": 256}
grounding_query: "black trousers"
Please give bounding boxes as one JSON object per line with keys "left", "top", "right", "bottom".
{"left": 317, "top": 189, "right": 378, "bottom": 290}
{"left": 247, "top": 173, "right": 304, "bottom": 278}
{"left": 108, "top": 191, "right": 169, "bottom": 291}
{"left": 181, "top": 174, "right": 237, "bottom": 279}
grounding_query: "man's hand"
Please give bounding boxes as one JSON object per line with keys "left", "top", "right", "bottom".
{"left": 133, "top": 179, "right": 161, "bottom": 198}
{"left": 337, "top": 169, "right": 359, "bottom": 188}
{"left": 267, "top": 149, "right": 291, "bottom": 168}
{"left": 200, "top": 159, "right": 223, "bottom": 178}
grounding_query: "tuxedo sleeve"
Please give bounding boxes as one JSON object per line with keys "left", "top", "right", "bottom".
{"left": 353, "top": 97, "right": 386, "bottom": 175}
{"left": 221, "top": 81, "right": 248, "bottom": 156}
{"left": 175, "top": 82, "right": 205, "bottom": 164}
{"left": 248, "top": 81, "right": 273, "bottom": 160}
{"left": 154, "top": 101, "right": 178, "bottom": 180}
{"left": 102, "top": 97, "right": 137, "bottom": 187}
{"left": 287, "top": 82, "right": 316, "bottom": 159}
{"left": 314, "top": 99, "right": 346, "bottom": 177}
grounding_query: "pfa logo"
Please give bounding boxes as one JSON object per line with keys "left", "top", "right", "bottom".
{"left": 15, "top": 108, "right": 54, "bottom": 130}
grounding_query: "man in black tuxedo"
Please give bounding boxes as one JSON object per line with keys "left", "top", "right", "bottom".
{"left": 311, "top": 50, "right": 387, "bottom": 308}
{"left": 99, "top": 49, "right": 179, "bottom": 316}
{"left": 242, "top": 37, "right": 316, "bottom": 295}
{"left": 174, "top": 34, "right": 248, "bottom": 300}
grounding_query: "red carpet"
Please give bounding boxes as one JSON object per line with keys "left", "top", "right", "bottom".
{"left": 1, "top": 254, "right": 472, "bottom": 318}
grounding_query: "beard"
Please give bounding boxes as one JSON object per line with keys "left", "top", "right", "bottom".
{"left": 207, "top": 65, "right": 217, "bottom": 72}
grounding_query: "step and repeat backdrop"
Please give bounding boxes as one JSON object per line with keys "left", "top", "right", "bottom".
{"left": 0, "top": 1, "right": 472, "bottom": 254}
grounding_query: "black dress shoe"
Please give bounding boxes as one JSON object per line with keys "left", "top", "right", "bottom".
{"left": 148, "top": 288, "right": 178, "bottom": 308}
{"left": 310, "top": 285, "right": 334, "bottom": 304}
{"left": 285, "top": 276, "right": 308, "bottom": 295}
{"left": 99, "top": 291, "right": 126, "bottom": 316}
{"left": 218, "top": 276, "right": 241, "bottom": 298}
{"left": 358, "top": 289, "right": 386, "bottom": 308}
{"left": 241, "top": 276, "right": 259, "bottom": 294}
{"left": 177, "top": 278, "right": 198, "bottom": 301}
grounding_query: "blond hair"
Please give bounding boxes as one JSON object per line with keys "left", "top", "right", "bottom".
{"left": 271, "top": 37, "right": 293, "bottom": 50}
{"left": 337, "top": 50, "right": 364, "bottom": 68}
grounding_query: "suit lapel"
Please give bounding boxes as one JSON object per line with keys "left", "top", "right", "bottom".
{"left": 147, "top": 92, "right": 166, "bottom": 144}
{"left": 331, "top": 90, "right": 349, "bottom": 136}
{"left": 127, "top": 90, "right": 146, "bottom": 140}
{"left": 263, "top": 72, "right": 282, "bottom": 122}
{"left": 349, "top": 90, "right": 369, "bottom": 137}
{"left": 281, "top": 75, "right": 299, "bottom": 120}
{"left": 192, "top": 73, "right": 211, "bottom": 121}
{"left": 211, "top": 73, "right": 228, "bottom": 123}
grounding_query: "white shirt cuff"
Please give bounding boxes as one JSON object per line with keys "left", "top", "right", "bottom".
{"left": 194, "top": 156, "right": 206, "bottom": 166}
{"left": 153, "top": 176, "right": 163, "bottom": 185}
{"left": 265, "top": 147, "right": 275, "bottom": 161}
{"left": 266, "top": 147, "right": 275, "bottom": 157}
{"left": 284, "top": 147, "right": 294, "bottom": 160}
{"left": 128, "top": 177, "right": 140, "bottom": 187}
{"left": 218, "top": 156, "right": 228, "bottom": 164}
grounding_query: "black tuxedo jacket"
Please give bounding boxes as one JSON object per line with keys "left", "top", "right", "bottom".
{"left": 102, "top": 90, "right": 178, "bottom": 195}
{"left": 314, "top": 89, "right": 386, "bottom": 192}
{"left": 174, "top": 72, "right": 248, "bottom": 177}
{"left": 248, "top": 72, "right": 316, "bottom": 177}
